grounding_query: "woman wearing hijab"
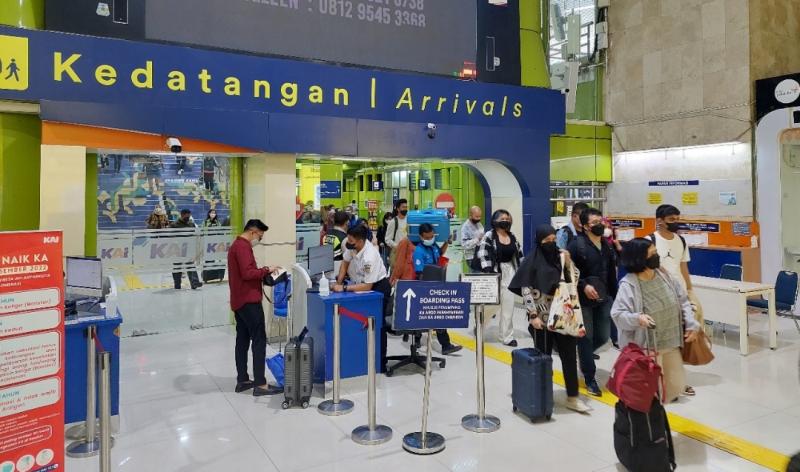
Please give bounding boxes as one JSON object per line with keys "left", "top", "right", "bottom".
{"left": 509, "top": 224, "right": 590, "bottom": 414}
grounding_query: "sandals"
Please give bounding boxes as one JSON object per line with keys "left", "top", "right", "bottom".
{"left": 683, "top": 386, "right": 696, "bottom": 396}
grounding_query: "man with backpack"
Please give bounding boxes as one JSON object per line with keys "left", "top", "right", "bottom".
{"left": 556, "top": 202, "right": 589, "bottom": 250}
{"left": 648, "top": 204, "right": 700, "bottom": 398}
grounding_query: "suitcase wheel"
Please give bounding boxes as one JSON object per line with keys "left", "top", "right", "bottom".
{"left": 282, "top": 401, "right": 290, "bottom": 410}
{"left": 512, "top": 406, "right": 518, "bottom": 413}
{"left": 301, "top": 401, "right": 310, "bottom": 409}
{"left": 439, "top": 360, "right": 446, "bottom": 368}
{"left": 385, "top": 370, "right": 394, "bottom": 378}
{"left": 545, "top": 414, "right": 552, "bottom": 421}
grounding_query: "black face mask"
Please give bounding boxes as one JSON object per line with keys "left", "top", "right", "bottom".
{"left": 495, "top": 221, "right": 511, "bottom": 231}
{"left": 590, "top": 224, "right": 606, "bottom": 237}
{"left": 470, "top": 218, "right": 481, "bottom": 225}
{"left": 666, "top": 222, "right": 681, "bottom": 233}
{"left": 540, "top": 241, "right": 558, "bottom": 261}
{"left": 646, "top": 254, "right": 661, "bottom": 270}
{"left": 399, "top": 209, "right": 408, "bottom": 216}
{"left": 345, "top": 242, "right": 357, "bottom": 251}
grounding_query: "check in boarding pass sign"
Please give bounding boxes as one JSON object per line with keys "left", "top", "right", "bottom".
{"left": 0, "top": 231, "right": 65, "bottom": 472}
{"left": 394, "top": 281, "right": 471, "bottom": 331}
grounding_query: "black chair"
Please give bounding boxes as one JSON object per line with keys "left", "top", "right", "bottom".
{"left": 385, "top": 265, "right": 447, "bottom": 377}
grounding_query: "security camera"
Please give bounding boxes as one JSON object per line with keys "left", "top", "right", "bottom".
{"left": 426, "top": 123, "right": 437, "bottom": 139}
{"left": 166, "top": 137, "right": 182, "bottom": 153}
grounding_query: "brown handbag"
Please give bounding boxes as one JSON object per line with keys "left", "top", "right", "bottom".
{"left": 682, "top": 331, "right": 715, "bottom": 365}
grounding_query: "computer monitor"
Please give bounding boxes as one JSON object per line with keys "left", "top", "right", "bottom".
{"left": 66, "top": 257, "right": 103, "bottom": 298}
{"left": 307, "top": 245, "right": 334, "bottom": 278}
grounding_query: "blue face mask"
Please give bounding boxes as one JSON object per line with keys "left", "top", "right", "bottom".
{"left": 422, "top": 238, "right": 435, "bottom": 247}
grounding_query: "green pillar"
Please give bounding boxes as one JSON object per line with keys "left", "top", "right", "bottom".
{"left": 85, "top": 154, "right": 98, "bottom": 256}
{"left": 0, "top": 0, "right": 44, "bottom": 29}
{"left": 0, "top": 113, "right": 41, "bottom": 231}
{"left": 519, "top": 0, "right": 551, "bottom": 88}
{"left": 0, "top": 1, "right": 44, "bottom": 231}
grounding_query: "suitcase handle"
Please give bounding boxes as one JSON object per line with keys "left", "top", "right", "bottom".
{"left": 297, "top": 326, "right": 309, "bottom": 343}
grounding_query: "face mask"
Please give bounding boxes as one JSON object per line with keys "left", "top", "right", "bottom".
{"left": 590, "top": 224, "right": 606, "bottom": 237}
{"left": 471, "top": 218, "right": 481, "bottom": 225}
{"left": 603, "top": 228, "right": 613, "bottom": 239}
{"left": 399, "top": 209, "right": 408, "bottom": 216}
{"left": 422, "top": 238, "right": 435, "bottom": 247}
{"left": 495, "top": 221, "right": 511, "bottom": 231}
{"left": 250, "top": 238, "right": 260, "bottom": 248}
{"left": 666, "top": 222, "right": 681, "bottom": 233}
{"left": 345, "top": 242, "right": 357, "bottom": 251}
{"left": 541, "top": 241, "right": 558, "bottom": 257}
{"left": 646, "top": 254, "right": 661, "bottom": 270}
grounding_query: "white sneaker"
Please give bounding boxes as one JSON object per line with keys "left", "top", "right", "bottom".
{"left": 565, "top": 396, "right": 591, "bottom": 414}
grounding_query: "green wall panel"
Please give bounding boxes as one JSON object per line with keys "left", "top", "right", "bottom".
{"left": 85, "top": 153, "right": 98, "bottom": 256}
{"left": 0, "top": 0, "right": 44, "bottom": 28}
{"left": 550, "top": 122, "right": 612, "bottom": 183}
{"left": 0, "top": 113, "right": 41, "bottom": 231}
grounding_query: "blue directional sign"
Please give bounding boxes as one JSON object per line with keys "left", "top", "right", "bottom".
{"left": 393, "top": 281, "right": 471, "bottom": 331}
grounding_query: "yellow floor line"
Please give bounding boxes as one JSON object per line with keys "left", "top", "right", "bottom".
{"left": 122, "top": 272, "right": 145, "bottom": 290}
{"left": 448, "top": 331, "right": 790, "bottom": 472}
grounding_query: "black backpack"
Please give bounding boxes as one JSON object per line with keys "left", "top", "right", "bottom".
{"left": 613, "top": 399, "right": 676, "bottom": 472}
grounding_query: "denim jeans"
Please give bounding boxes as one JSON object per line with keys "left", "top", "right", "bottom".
{"left": 578, "top": 298, "right": 613, "bottom": 381}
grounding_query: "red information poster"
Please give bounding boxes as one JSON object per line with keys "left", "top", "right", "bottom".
{"left": 0, "top": 231, "right": 64, "bottom": 472}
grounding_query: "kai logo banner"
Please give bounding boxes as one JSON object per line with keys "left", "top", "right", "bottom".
{"left": 0, "top": 35, "right": 28, "bottom": 91}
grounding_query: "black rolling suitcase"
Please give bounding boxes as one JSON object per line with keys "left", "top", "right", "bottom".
{"left": 282, "top": 327, "right": 313, "bottom": 409}
{"left": 511, "top": 348, "right": 554, "bottom": 422}
{"left": 613, "top": 398, "right": 676, "bottom": 472}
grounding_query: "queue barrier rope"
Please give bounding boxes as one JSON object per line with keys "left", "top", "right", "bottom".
{"left": 338, "top": 307, "right": 369, "bottom": 329}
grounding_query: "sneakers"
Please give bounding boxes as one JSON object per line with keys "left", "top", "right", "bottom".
{"left": 504, "top": 340, "right": 518, "bottom": 347}
{"left": 441, "top": 344, "right": 463, "bottom": 356}
{"left": 253, "top": 385, "right": 283, "bottom": 397}
{"left": 585, "top": 379, "right": 602, "bottom": 397}
{"left": 234, "top": 381, "right": 254, "bottom": 393}
{"left": 565, "top": 396, "right": 591, "bottom": 414}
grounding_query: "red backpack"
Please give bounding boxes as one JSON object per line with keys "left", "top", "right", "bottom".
{"left": 606, "top": 343, "right": 663, "bottom": 413}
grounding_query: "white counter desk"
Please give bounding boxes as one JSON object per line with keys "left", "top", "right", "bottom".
{"left": 690, "top": 275, "right": 777, "bottom": 355}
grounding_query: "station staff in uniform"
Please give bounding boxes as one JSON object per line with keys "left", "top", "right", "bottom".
{"left": 334, "top": 224, "right": 393, "bottom": 372}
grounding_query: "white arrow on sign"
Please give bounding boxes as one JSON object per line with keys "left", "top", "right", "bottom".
{"left": 402, "top": 288, "right": 417, "bottom": 322}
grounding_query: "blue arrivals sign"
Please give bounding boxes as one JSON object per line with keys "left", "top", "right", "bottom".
{"left": 394, "top": 281, "right": 471, "bottom": 331}
{"left": 319, "top": 181, "right": 342, "bottom": 199}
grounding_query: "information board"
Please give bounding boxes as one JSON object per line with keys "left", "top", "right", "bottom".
{"left": 0, "top": 231, "right": 64, "bottom": 472}
{"left": 393, "top": 281, "right": 470, "bottom": 331}
{"left": 47, "top": 0, "right": 477, "bottom": 77}
{"left": 460, "top": 273, "right": 500, "bottom": 305}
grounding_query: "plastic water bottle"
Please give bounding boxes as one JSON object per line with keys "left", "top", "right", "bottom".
{"left": 319, "top": 272, "right": 330, "bottom": 297}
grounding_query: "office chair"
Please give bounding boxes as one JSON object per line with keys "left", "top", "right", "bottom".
{"left": 719, "top": 264, "right": 743, "bottom": 281}
{"left": 747, "top": 271, "right": 800, "bottom": 333}
{"left": 385, "top": 265, "right": 447, "bottom": 377}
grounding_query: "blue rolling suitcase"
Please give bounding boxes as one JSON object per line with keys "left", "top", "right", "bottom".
{"left": 407, "top": 209, "right": 450, "bottom": 244}
{"left": 511, "top": 348, "right": 554, "bottom": 422}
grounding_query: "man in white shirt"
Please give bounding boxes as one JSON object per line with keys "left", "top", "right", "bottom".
{"left": 460, "top": 206, "right": 484, "bottom": 269}
{"left": 649, "top": 204, "right": 699, "bottom": 398}
{"left": 384, "top": 199, "right": 409, "bottom": 260}
{"left": 335, "top": 224, "right": 392, "bottom": 371}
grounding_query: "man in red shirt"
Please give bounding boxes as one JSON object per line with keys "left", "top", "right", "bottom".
{"left": 228, "top": 219, "right": 282, "bottom": 396}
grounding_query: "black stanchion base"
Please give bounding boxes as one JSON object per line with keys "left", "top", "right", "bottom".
{"left": 402, "top": 432, "right": 445, "bottom": 455}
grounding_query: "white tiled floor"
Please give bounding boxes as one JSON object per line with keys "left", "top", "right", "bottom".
{"left": 65, "top": 307, "right": 800, "bottom": 472}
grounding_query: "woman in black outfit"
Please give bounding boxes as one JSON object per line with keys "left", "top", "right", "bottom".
{"left": 376, "top": 212, "right": 393, "bottom": 266}
{"left": 509, "top": 224, "right": 590, "bottom": 414}
{"left": 474, "top": 209, "right": 523, "bottom": 346}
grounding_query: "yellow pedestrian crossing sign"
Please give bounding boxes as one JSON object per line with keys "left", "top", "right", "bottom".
{"left": 0, "top": 35, "right": 29, "bottom": 91}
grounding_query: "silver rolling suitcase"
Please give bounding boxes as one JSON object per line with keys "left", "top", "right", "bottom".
{"left": 282, "top": 327, "right": 313, "bottom": 409}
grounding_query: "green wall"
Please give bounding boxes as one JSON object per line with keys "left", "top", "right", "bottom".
{"left": 519, "top": 0, "right": 550, "bottom": 88}
{"left": 0, "top": 113, "right": 41, "bottom": 231}
{"left": 550, "top": 122, "right": 612, "bottom": 183}
{"left": 85, "top": 154, "right": 98, "bottom": 256}
{"left": 229, "top": 157, "right": 244, "bottom": 232}
{"left": 0, "top": 0, "right": 44, "bottom": 28}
